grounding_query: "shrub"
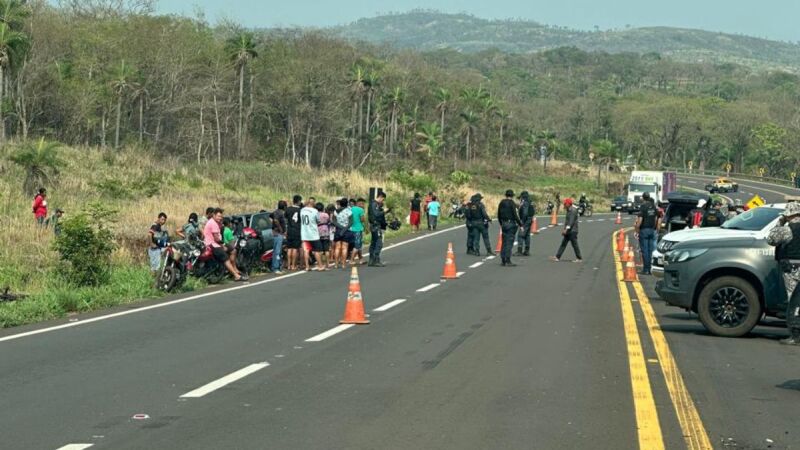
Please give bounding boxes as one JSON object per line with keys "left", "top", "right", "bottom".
{"left": 449, "top": 170, "right": 472, "bottom": 186}
{"left": 388, "top": 169, "right": 436, "bottom": 193}
{"left": 52, "top": 204, "right": 117, "bottom": 287}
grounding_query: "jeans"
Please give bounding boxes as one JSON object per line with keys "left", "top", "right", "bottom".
{"left": 272, "top": 234, "right": 284, "bottom": 272}
{"left": 148, "top": 248, "right": 162, "bottom": 272}
{"left": 369, "top": 226, "right": 384, "bottom": 262}
{"left": 638, "top": 228, "right": 657, "bottom": 272}
{"left": 500, "top": 221, "right": 518, "bottom": 263}
{"left": 556, "top": 232, "right": 582, "bottom": 260}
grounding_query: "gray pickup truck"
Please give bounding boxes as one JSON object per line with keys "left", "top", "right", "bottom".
{"left": 655, "top": 205, "right": 787, "bottom": 337}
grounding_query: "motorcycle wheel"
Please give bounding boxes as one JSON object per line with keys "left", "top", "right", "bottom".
{"left": 205, "top": 267, "right": 226, "bottom": 284}
{"left": 585, "top": 207, "right": 593, "bottom": 217}
{"left": 157, "top": 266, "right": 179, "bottom": 292}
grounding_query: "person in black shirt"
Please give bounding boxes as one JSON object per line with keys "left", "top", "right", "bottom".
{"left": 497, "top": 189, "right": 522, "bottom": 266}
{"left": 285, "top": 195, "right": 303, "bottom": 271}
{"left": 368, "top": 192, "right": 388, "bottom": 267}
{"left": 410, "top": 193, "right": 422, "bottom": 232}
{"left": 701, "top": 200, "right": 726, "bottom": 228}
{"left": 516, "top": 191, "right": 535, "bottom": 256}
{"left": 551, "top": 198, "right": 583, "bottom": 262}
{"left": 634, "top": 192, "right": 661, "bottom": 275}
{"left": 271, "top": 200, "right": 288, "bottom": 274}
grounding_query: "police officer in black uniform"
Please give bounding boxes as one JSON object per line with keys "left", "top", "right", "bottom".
{"left": 516, "top": 191, "right": 535, "bottom": 256}
{"left": 497, "top": 189, "right": 522, "bottom": 266}
{"left": 701, "top": 199, "right": 726, "bottom": 227}
{"left": 465, "top": 193, "right": 492, "bottom": 256}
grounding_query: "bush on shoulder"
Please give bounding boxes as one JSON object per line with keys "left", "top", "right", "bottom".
{"left": 53, "top": 204, "right": 117, "bottom": 287}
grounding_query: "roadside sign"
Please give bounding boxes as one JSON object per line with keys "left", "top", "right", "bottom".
{"left": 759, "top": 167, "right": 766, "bottom": 177}
{"left": 687, "top": 160, "right": 694, "bottom": 171}
{"left": 725, "top": 163, "right": 732, "bottom": 173}
{"left": 746, "top": 195, "right": 766, "bottom": 210}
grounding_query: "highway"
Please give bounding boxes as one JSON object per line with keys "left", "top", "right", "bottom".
{"left": 2, "top": 174, "right": 799, "bottom": 450}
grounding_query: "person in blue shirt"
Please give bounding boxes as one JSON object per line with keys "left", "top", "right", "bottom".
{"left": 427, "top": 196, "right": 441, "bottom": 231}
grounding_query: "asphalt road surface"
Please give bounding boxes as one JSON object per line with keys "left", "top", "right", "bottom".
{"left": 2, "top": 175, "right": 799, "bottom": 450}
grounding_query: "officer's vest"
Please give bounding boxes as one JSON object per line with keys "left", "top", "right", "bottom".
{"left": 776, "top": 222, "right": 800, "bottom": 261}
{"left": 465, "top": 203, "right": 477, "bottom": 221}
{"left": 701, "top": 211, "right": 722, "bottom": 227}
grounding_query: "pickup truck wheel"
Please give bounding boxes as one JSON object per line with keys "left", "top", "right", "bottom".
{"left": 733, "top": 186, "right": 739, "bottom": 193}
{"left": 697, "top": 276, "right": 761, "bottom": 337}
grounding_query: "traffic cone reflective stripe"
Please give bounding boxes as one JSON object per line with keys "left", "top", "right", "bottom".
{"left": 495, "top": 232, "right": 503, "bottom": 253}
{"left": 532, "top": 217, "right": 539, "bottom": 235}
{"left": 623, "top": 260, "right": 638, "bottom": 282}
{"left": 615, "top": 212, "right": 622, "bottom": 225}
{"left": 442, "top": 243, "right": 458, "bottom": 280}
{"left": 341, "top": 267, "right": 369, "bottom": 325}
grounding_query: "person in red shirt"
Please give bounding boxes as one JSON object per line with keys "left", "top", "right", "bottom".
{"left": 32, "top": 188, "right": 48, "bottom": 226}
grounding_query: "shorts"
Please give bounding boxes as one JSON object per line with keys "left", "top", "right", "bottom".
{"left": 334, "top": 228, "right": 354, "bottom": 243}
{"left": 286, "top": 235, "right": 302, "bottom": 249}
{"left": 352, "top": 231, "right": 364, "bottom": 250}
{"left": 320, "top": 239, "right": 331, "bottom": 253}
{"left": 303, "top": 240, "right": 322, "bottom": 253}
{"left": 225, "top": 242, "right": 236, "bottom": 253}
{"left": 410, "top": 211, "right": 421, "bottom": 226}
{"left": 212, "top": 246, "right": 228, "bottom": 263}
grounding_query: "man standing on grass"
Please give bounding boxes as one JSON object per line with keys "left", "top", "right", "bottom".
{"left": 148, "top": 212, "right": 169, "bottom": 277}
{"left": 301, "top": 198, "right": 324, "bottom": 271}
{"left": 285, "top": 195, "right": 303, "bottom": 271}
{"left": 424, "top": 192, "right": 433, "bottom": 230}
{"left": 47, "top": 208, "right": 64, "bottom": 236}
{"left": 32, "top": 188, "right": 48, "bottom": 226}
{"left": 409, "top": 193, "right": 422, "bottom": 232}
{"left": 427, "top": 195, "right": 441, "bottom": 231}
{"left": 551, "top": 198, "right": 583, "bottom": 263}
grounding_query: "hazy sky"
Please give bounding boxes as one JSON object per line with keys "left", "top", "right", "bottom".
{"left": 156, "top": 0, "right": 800, "bottom": 43}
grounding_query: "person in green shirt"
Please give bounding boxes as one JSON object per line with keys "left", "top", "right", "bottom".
{"left": 350, "top": 198, "right": 368, "bottom": 265}
{"left": 222, "top": 217, "right": 238, "bottom": 267}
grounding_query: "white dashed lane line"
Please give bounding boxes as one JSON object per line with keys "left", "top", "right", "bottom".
{"left": 305, "top": 324, "right": 355, "bottom": 342}
{"left": 180, "top": 362, "right": 270, "bottom": 398}
{"left": 56, "top": 445, "right": 94, "bottom": 450}
{"left": 417, "top": 283, "right": 440, "bottom": 293}
{"left": 469, "top": 262, "right": 484, "bottom": 269}
{"left": 373, "top": 299, "right": 407, "bottom": 312}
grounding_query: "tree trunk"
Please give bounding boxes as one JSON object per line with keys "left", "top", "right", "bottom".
{"left": 237, "top": 63, "right": 245, "bottom": 156}
{"left": 440, "top": 108, "right": 446, "bottom": 158}
{"left": 0, "top": 65, "right": 6, "bottom": 143}
{"left": 304, "top": 123, "right": 312, "bottom": 168}
{"left": 114, "top": 93, "right": 122, "bottom": 149}
{"left": 213, "top": 89, "right": 222, "bottom": 163}
{"left": 101, "top": 110, "right": 107, "bottom": 149}
{"left": 139, "top": 95, "right": 144, "bottom": 144}
{"left": 197, "top": 97, "right": 205, "bottom": 164}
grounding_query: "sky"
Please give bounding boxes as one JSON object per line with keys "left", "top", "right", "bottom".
{"left": 156, "top": 0, "right": 800, "bottom": 43}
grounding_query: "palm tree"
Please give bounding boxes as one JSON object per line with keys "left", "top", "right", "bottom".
{"left": 226, "top": 32, "right": 258, "bottom": 155}
{"left": 459, "top": 110, "right": 479, "bottom": 161}
{"left": 434, "top": 88, "right": 452, "bottom": 154}
{"left": 0, "top": 0, "right": 29, "bottom": 29}
{"left": 109, "top": 60, "right": 137, "bottom": 150}
{"left": 387, "top": 87, "right": 404, "bottom": 156}
{"left": 591, "top": 139, "right": 620, "bottom": 185}
{"left": 10, "top": 138, "right": 62, "bottom": 195}
{"left": 416, "top": 122, "right": 443, "bottom": 169}
{"left": 0, "top": 21, "right": 26, "bottom": 142}
{"left": 364, "top": 70, "right": 380, "bottom": 134}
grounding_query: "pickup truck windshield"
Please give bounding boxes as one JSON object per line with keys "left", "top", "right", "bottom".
{"left": 721, "top": 207, "right": 781, "bottom": 231}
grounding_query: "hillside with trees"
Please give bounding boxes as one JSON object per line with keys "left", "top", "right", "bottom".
{"left": 335, "top": 11, "right": 800, "bottom": 72}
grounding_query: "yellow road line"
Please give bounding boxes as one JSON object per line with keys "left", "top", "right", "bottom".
{"left": 632, "top": 281, "right": 713, "bottom": 450}
{"left": 613, "top": 230, "right": 665, "bottom": 450}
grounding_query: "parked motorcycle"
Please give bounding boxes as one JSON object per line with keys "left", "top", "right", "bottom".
{"left": 545, "top": 201, "right": 555, "bottom": 216}
{"left": 186, "top": 243, "right": 228, "bottom": 284}
{"left": 448, "top": 200, "right": 466, "bottom": 220}
{"left": 156, "top": 241, "right": 192, "bottom": 292}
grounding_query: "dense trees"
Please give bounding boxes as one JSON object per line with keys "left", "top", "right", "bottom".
{"left": 3, "top": 3, "right": 800, "bottom": 179}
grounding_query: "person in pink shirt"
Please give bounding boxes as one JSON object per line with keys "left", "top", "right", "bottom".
{"left": 32, "top": 188, "right": 48, "bottom": 226}
{"left": 203, "top": 208, "right": 247, "bottom": 282}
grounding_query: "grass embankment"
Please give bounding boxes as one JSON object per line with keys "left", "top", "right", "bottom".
{"left": 0, "top": 146, "right": 621, "bottom": 328}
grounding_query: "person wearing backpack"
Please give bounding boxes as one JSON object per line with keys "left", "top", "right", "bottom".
{"left": 148, "top": 212, "right": 169, "bottom": 276}
{"left": 516, "top": 191, "right": 535, "bottom": 256}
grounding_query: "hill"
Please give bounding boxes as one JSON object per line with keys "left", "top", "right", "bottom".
{"left": 334, "top": 11, "right": 800, "bottom": 71}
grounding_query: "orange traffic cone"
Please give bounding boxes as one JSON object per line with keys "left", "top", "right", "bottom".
{"left": 495, "top": 231, "right": 503, "bottom": 253}
{"left": 623, "top": 259, "right": 638, "bottom": 282}
{"left": 615, "top": 212, "right": 622, "bottom": 225}
{"left": 621, "top": 247, "right": 631, "bottom": 262}
{"left": 341, "top": 267, "right": 369, "bottom": 325}
{"left": 442, "top": 243, "right": 458, "bottom": 280}
{"left": 550, "top": 210, "right": 558, "bottom": 226}
{"left": 531, "top": 217, "right": 540, "bottom": 235}
{"left": 616, "top": 231, "right": 626, "bottom": 253}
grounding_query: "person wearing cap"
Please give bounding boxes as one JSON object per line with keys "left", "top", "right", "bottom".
{"left": 551, "top": 197, "right": 583, "bottom": 263}
{"left": 466, "top": 193, "right": 493, "bottom": 256}
{"left": 516, "top": 191, "right": 535, "bottom": 256}
{"left": 701, "top": 199, "right": 726, "bottom": 228}
{"left": 497, "top": 190, "right": 522, "bottom": 266}
{"left": 767, "top": 202, "right": 800, "bottom": 345}
{"left": 634, "top": 192, "right": 661, "bottom": 275}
